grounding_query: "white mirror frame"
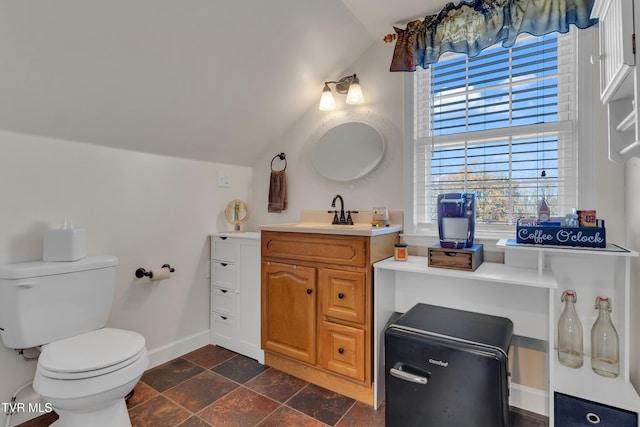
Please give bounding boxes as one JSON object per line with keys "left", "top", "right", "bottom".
{"left": 312, "top": 121, "right": 385, "bottom": 182}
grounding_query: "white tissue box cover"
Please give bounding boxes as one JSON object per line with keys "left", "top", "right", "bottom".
{"left": 43, "top": 229, "right": 87, "bottom": 261}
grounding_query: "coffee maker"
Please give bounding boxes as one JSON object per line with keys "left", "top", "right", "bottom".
{"left": 437, "top": 192, "right": 476, "bottom": 249}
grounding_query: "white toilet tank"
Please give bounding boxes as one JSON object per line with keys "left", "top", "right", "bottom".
{"left": 0, "top": 256, "right": 118, "bottom": 349}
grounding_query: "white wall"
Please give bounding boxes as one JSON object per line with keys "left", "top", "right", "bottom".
{"left": 0, "top": 131, "right": 251, "bottom": 425}
{"left": 249, "top": 42, "right": 405, "bottom": 228}
{"left": 627, "top": 158, "right": 640, "bottom": 388}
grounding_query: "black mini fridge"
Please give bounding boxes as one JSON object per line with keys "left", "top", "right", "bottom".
{"left": 385, "top": 303, "right": 513, "bottom": 427}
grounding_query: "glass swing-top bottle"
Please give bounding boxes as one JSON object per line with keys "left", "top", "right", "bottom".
{"left": 591, "top": 296, "right": 619, "bottom": 378}
{"left": 557, "top": 290, "right": 583, "bottom": 368}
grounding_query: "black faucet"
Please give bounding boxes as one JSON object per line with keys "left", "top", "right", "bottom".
{"left": 329, "top": 195, "right": 358, "bottom": 225}
{"left": 332, "top": 194, "right": 345, "bottom": 224}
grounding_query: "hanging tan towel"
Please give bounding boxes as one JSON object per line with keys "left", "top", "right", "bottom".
{"left": 268, "top": 170, "right": 287, "bottom": 213}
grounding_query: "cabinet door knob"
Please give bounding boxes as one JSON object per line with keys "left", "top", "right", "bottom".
{"left": 306, "top": 288, "right": 313, "bottom": 295}
{"left": 338, "top": 348, "right": 344, "bottom": 354}
{"left": 338, "top": 293, "right": 345, "bottom": 299}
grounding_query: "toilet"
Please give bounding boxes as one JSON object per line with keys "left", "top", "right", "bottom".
{"left": 0, "top": 256, "right": 149, "bottom": 427}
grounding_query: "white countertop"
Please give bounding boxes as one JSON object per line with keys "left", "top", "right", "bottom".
{"left": 259, "top": 222, "right": 402, "bottom": 236}
{"left": 211, "top": 231, "right": 260, "bottom": 239}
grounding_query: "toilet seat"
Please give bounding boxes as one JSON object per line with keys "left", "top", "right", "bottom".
{"left": 38, "top": 328, "right": 146, "bottom": 380}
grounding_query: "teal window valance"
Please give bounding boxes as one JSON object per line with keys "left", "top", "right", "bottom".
{"left": 388, "top": 0, "right": 598, "bottom": 71}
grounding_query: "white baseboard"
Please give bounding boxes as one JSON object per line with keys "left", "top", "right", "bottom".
{"left": 510, "top": 383, "right": 548, "bottom": 417}
{"left": 146, "top": 329, "right": 210, "bottom": 369}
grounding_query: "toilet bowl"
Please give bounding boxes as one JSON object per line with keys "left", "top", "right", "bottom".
{"left": 33, "top": 328, "right": 149, "bottom": 427}
{"left": 0, "top": 256, "right": 148, "bottom": 427}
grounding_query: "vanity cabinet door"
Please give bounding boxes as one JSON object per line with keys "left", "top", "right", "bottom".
{"left": 320, "top": 268, "right": 366, "bottom": 324}
{"left": 261, "top": 261, "right": 317, "bottom": 364}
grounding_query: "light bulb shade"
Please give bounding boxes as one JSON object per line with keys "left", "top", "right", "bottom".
{"left": 345, "top": 78, "right": 364, "bottom": 104}
{"left": 319, "top": 84, "right": 336, "bottom": 111}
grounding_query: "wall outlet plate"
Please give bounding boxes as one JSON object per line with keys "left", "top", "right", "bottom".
{"left": 217, "top": 171, "right": 231, "bottom": 187}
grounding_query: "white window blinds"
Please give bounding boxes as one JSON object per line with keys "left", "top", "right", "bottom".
{"left": 413, "top": 31, "right": 578, "bottom": 228}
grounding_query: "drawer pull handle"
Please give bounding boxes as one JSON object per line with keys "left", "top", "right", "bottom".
{"left": 306, "top": 288, "right": 313, "bottom": 295}
{"left": 338, "top": 347, "right": 344, "bottom": 354}
{"left": 220, "top": 237, "right": 228, "bottom": 240}
{"left": 220, "top": 263, "right": 228, "bottom": 267}
{"left": 220, "top": 315, "right": 228, "bottom": 320}
{"left": 338, "top": 293, "right": 345, "bottom": 299}
{"left": 585, "top": 413, "right": 601, "bottom": 424}
{"left": 390, "top": 363, "right": 429, "bottom": 385}
{"left": 221, "top": 289, "right": 228, "bottom": 294}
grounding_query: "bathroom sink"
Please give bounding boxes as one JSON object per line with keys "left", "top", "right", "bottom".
{"left": 294, "top": 222, "right": 357, "bottom": 229}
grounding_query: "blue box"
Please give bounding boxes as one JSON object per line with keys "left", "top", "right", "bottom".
{"left": 516, "top": 220, "right": 606, "bottom": 248}
{"left": 555, "top": 393, "right": 636, "bottom": 426}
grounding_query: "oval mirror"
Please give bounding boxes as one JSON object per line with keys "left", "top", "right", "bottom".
{"left": 313, "top": 122, "right": 385, "bottom": 182}
{"left": 225, "top": 199, "right": 250, "bottom": 232}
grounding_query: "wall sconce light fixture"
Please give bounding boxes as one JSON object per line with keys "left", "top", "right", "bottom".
{"left": 318, "top": 74, "right": 365, "bottom": 111}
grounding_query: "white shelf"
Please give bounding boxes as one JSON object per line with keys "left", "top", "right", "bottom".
{"left": 374, "top": 255, "right": 557, "bottom": 289}
{"left": 617, "top": 109, "right": 636, "bottom": 132}
{"left": 553, "top": 359, "right": 640, "bottom": 413}
{"left": 374, "top": 239, "right": 639, "bottom": 423}
{"left": 497, "top": 239, "right": 638, "bottom": 257}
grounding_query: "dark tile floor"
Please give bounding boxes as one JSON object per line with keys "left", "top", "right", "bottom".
{"left": 18, "top": 345, "right": 548, "bottom": 426}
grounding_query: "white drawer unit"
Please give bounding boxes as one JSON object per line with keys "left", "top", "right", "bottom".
{"left": 210, "top": 233, "right": 264, "bottom": 364}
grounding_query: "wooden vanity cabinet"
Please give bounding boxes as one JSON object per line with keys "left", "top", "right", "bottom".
{"left": 261, "top": 230, "right": 397, "bottom": 404}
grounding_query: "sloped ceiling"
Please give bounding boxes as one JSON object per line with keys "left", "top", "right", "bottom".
{"left": 0, "top": 0, "right": 445, "bottom": 166}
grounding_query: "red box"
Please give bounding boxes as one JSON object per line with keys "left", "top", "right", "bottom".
{"left": 577, "top": 210, "right": 597, "bottom": 227}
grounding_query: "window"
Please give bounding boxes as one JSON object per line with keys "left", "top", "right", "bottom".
{"left": 410, "top": 30, "right": 579, "bottom": 232}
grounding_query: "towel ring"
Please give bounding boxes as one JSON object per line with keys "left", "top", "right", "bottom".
{"left": 271, "top": 153, "right": 287, "bottom": 171}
